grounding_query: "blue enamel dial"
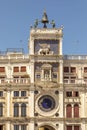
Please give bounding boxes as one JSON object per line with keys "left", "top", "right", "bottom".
{"left": 38, "top": 95, "right": 55, "bottom": 112}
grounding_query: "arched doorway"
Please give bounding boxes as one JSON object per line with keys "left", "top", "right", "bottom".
{"left": 39, "top": 125, "right": 55, "bottom": 130}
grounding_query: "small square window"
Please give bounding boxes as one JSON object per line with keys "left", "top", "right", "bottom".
{"left": 14, "top": 91, "right": 19, "bottom": 97}
{"left": 14, "top": 67, "right": 19, "bottom": 72}
{"left": 84, "top": 67, "right": 87, "bottom": 73}
{"left": 0, "top": 67, "right": 5, "bottom": 72}
{"left": 21, "top": 91, "right": 26, "bottom": 97}
{"left": 66, "top": 91, "right": 72, "bottom": 97}
{"left": 21, "top": 66, "right": 26, "bottom": 72}
{"left": 73, "top": 91, "right": 79, "bottom": 97}
{"left": 64, "top": 67, "right": 69, "bottom": 73}
{"left": 71, "top": 67, "right": 76, "bottom": 73}
{"left": 36, "top": 74, "right": 40, "bottom": 79}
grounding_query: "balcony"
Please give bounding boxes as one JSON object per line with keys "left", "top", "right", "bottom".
{"left": 0, "top": 78, "right": 30, "bottom": 85}
{"left": 64, "top": 55, "right": 87, "bottom": 60}
{"left": 30, "top": 55, "right": 63, "bottom": 62}
{"left": 65, "top": 98, "right": 80, "bottom": 103}
{"left": 64, "top": 78, "right": 87, "bottom": 85}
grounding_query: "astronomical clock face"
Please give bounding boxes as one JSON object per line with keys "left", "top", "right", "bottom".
{"left": 35, "top": 94, "right": 59, "bottom": 116}
{"left": 38, "top": 95, "right": 55, "bottom": 112}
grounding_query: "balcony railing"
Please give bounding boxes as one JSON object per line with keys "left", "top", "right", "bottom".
{"left": 0, "top": 54, "right": 29, "bottom": 60}
{"left": 64, "top": 55, "right": 87, "bottom": 60}
{"left": 0, "top": 78, "right": 30, "bottom": 85}
{"left": 64, "top": 79, "right": 87, "bottom": 84}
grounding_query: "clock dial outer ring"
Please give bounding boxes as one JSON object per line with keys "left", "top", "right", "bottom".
{"left": 35, "top": 94, "right": 59, "bottom": 116}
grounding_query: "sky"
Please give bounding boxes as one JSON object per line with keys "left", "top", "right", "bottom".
{"left": 0, "top": 0, "right": 87, "bottom": 55}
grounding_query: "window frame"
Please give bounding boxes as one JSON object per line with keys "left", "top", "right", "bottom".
{"left": 13, "top": 67, "right": 19, "bottom": 72}
{"left": 14, "top": 91, "right": 19, "bottom": 97}
{"left": 0, "top": 91, "right": 3, "bottom": 97}
{"left": 14, "top": 125, "right": 19, "bottom": 130}
{"left": 21, "top": 91, "right": 26, "bottom": 97}
{"left": 21, "top": 66, "right": 26, "bottom": 72}
{"left": 21, "top": 103, "right": 26, "bottom": 117}
{"left": 0, "top": 103, "right": 3, "bottom": 116}
{"left": 14, "top": 103, "right": 19, "bottom": 117}
{"left": 66, "top": 91, "right": 72, "bottom": 97}
{"left": 0, "top": 67, "right": 5, "bottom": 72}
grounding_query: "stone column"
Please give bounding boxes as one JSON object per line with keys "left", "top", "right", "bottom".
{"left": 29, "top": 123, "right": 35, "bottom": 130}
{"left": 81, "top": 93, "right": 85, "bottom": 117}
{"left": 81, "top": 123, "right": 86, "bottom": 130}
{"left": 41, "top": 69, "right": 44, "bottom": 81}
{"left": 6, "top": 122, "right": 10, "bottom": 130}
{"left": 31, "top": 63, "right": 34, "bottom": 83}
{"left": 59, "top": 91, "right": 63, "bottom": 117}
{"left": 29, "top": 36, "right": 34, "bottom": 55}
{"left": 59, "top": 122, "right": 64, "bottom": 130}
{"left": 59, "top": 38, "right": 63, "bottom": 55}
{"left": 29, "top": 91, "right": 34, "bottom": 117}
{"left": 19, "top": 104, "right": 21, "bottom": 117}
{"left": 59, "top": 60, "right": 63, "bottom": 84}
{"left": 7, "top": 91, "right": 10, "bottom": 117}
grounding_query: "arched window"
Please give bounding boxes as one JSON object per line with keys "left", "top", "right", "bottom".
{"left": 21, "top": 103, "right": 26, "bottom": 117}
{"left": 0, "top": 103, "right": 3, "bottom": 116}
{"left": 74, "top": 104, "right": 79, "bottom": 118}
{"left": 66, "top": 104, "right": 72, "bottom": 118}
{"left": 14, "top": 103, "right": 19, "bottom": 117}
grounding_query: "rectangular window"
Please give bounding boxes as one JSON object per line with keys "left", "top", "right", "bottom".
{"left": 84, "top": 67, "right": 87, "bottom": 73}
{"left": 0, "top": 77, "right": 5, "bottom": 83}
{"left": 14, "top": 125, "right": 19, "bottom": 130}
{"left": 66, "top": 91, "right": 72, "bottom": 97}
{"left": 14, "top": 103, "right": 19, "bottom": 117}
{"left": 14, "top": 91, "right": 19, "bottom": 97}
{"left": 0, "top": 91, "right": 3, "bottom": 97}
{"left": 14, "top": 67, "right": 19, "bottom": 72}
{"left": 21, "top": 91, "right": 26, "bottom": 97}
{"left": 64, "top": 77, "right": 69, "bottom": 83}
{"left": 74, "top": 126, "right": 80, "bottom": 130}
{"left": 21, "top": 125, "right": 26, "bottom": 130}
{"left": 73, "top": 91, "right": 79, "bottom": 97}
{"left": 66, "top": 126, "right": 72, "bottom": 130}
{"left": 70, "top": 77, "right": 76, "bottom": 83}
{"left": 0, "top": 103, "right": 3, "bottom": 116}
{"left": 53, "top": 73, "right": 57, "bottom": 78}
{"left": 64, "top": 67, "right": 69, "bottom": 73}
{"left": 0, "top": 67, "right": 5, "bottom": 72}
{"left": 21, "top": 66, "right": 26, "bottom": 72}
{"left": 36, "top": 74, "right": 40, "bottom": 79}
{"left": 71, "top": 67, "right": 76, "bottom": 73}
{"left": 84, "top": 77, "right": 87, "bottom": 83}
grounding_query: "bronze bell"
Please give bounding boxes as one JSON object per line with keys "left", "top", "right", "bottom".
{"left": 41, "top": 11, "right": 49, "bottom": 28}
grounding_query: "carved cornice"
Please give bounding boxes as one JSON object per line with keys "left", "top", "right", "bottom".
{"left": 30, "top": 28, "right": 63, "bottom": 39}
{"left": 0, "top": 117, "right": 87, "bottom": 124}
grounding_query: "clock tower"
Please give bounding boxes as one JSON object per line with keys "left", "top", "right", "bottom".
{"left": 28, "top": 11, "right": 64, "bottom": 130}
